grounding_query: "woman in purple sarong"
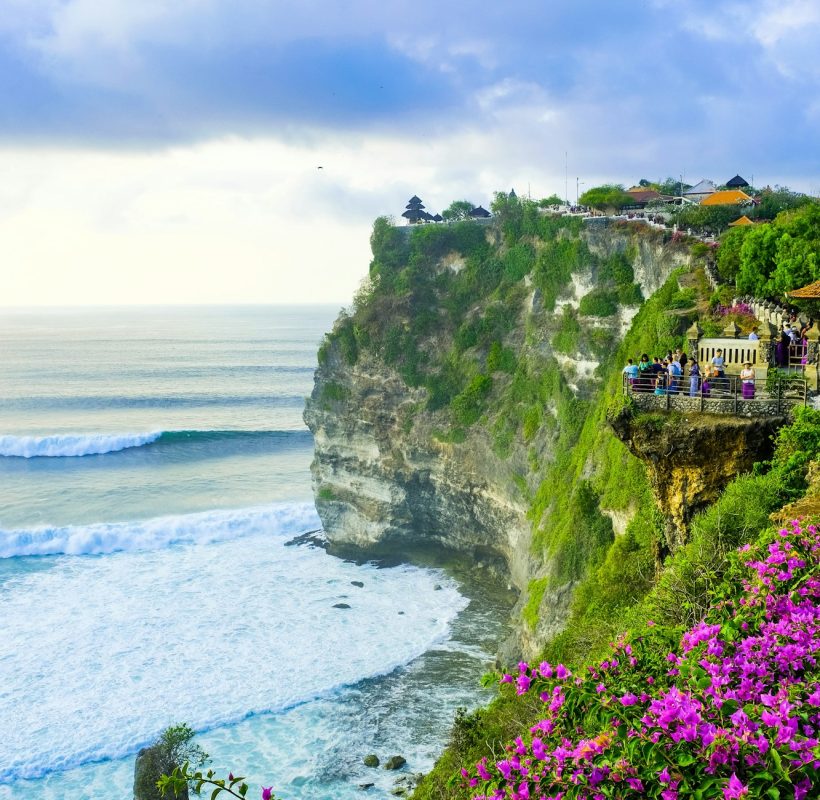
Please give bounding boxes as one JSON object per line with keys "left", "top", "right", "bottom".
{"left": 740, "top": 362, "right": 755, "bottom": 399}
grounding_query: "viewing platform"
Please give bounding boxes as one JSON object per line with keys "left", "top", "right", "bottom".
{"left": 623, "top": 373, "right": 808, "bottom": 417}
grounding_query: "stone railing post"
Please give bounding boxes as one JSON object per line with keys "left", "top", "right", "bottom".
{"left": 686, "top": 321, "right": 702, "bottom": 363}
{"left": 805, "top": 323, "right": 820, "bottom": 392}
{"left": 758, "top": 322, "right": 778, "bottom": 370}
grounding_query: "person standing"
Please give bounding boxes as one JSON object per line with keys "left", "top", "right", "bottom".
{"left": 622, "top": 358, "right": 639, "bottom": 388}
{"left": 688, "top": 359, "right": 700, "bottom": 397}
{"left": 740, "top": 362, "right": 755, "bottom": 399}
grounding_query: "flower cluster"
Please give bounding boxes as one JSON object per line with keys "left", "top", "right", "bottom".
{"left": 462, "top": 521, "right": 820, "bottom": 800}
{"left": 715, "top": 302, "right": 754, "bottom": 318}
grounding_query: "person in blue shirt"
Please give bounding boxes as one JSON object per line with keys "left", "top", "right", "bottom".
{"left": 622, "top": 358, "right": 639, "bottom": 388}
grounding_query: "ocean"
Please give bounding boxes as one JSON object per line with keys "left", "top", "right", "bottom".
{"left": 0, "top": 306, "right": 511, "bottom": 799}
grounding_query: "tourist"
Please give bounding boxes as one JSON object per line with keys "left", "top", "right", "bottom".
{"left": 667, "top": 357, "right": 681, "bottom": 394}
{"left": 748, "top": 326, "right": 759, "bottom": 341}
{"left": 701, "top": 368, "right": 712, "bottom": 397}
{"left": 653, "top": 374, "right": 667, "bottom": 396}
{"left": 688, "top": 359, "right": 700, "bottom": 397}
{"left": 622, "top": 358, "right": 639, "bottom": 387}
{"left": 678, "top": 349, "right": 688, "bottom": 374}
{"left": 740, "top": 361, "right": 755, "bottom": 399}
{"left": 636, "top": 353, "right": 652, "bottom": 392}
{"left": 710, "top": 349, "right": 725, "bottom": 390}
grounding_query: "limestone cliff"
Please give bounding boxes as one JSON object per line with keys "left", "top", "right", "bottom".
{"left": 304, "top": 215, "right": 692, "bottom": 656}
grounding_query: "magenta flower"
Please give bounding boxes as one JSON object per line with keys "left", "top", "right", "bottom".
{"left": 723, "top": 773, "right": 748, "bottom": 798}
{"left": 261, "top": 787, "right": 273, "bottom": 800}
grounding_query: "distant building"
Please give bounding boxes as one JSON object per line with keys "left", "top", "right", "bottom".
{"left": 625, "top": 188, "right": 663, "bottom": 207}
{"left": 683, "top": 179, "right": 717, "bottom": 203}
{"left": 725, "top": 175, "right": 750, "bottom": 189}
{"left": 701, "top": 189, "right": 756, "bottom": 207}
{"left": 469, "top": 205, "right": 492, "bottom": 218}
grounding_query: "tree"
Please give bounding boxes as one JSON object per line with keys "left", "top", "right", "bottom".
{"left": 538, "top": 194, "right": 565, "bottom": 207}
{"left": 578, "top": 184, "right": 633, "bottom": 212}
{"left": 715, "top": 226, "right": 751, "bottom": 283}
{"left": 134, "top": 724, "right": 209, "bottom": 800}
{"left": 441, "top": 200, "right": 475, "bottom": 221}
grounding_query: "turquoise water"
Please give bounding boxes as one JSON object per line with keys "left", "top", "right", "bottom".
{"left": 0, "top": 307, "right": 509, "bottom": 799}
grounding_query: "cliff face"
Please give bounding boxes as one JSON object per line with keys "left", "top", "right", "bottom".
{"left": 305, "top": 348, "right": 535, "bottom": 587}
{"left": 304, "top": 218, "right": 692, "bottom": 656}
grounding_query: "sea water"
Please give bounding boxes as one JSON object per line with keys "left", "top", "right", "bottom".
{"left": 0, "top": 307, "right": 511, "bottom": 799}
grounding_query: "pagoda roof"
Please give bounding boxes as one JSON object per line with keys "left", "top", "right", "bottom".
{"left": 432, "top": 213, "right": 443, "bottom": 222}
{"left": 726, "top": 175, "right": 750, "bottom": 188}
{"left": 701, "top": 189, "right": 754, "bottom": 206}
{"left": 787, "top": 280, "right": 820, "bottom": 299}
{"left": 407, "top": 195, "right": 422, "bottom": 204}
{"left": 728, "top": 215, "right": 755, "bottom": 226}
{"left": 402, "top": 209, "right": 425, "bottom": 220}
{"left": 469, "top": 205, "right": 491, "bottom": 218}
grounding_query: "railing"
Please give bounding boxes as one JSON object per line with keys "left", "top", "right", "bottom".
{"left": 623, "top": 373, "right": 808, "bottom": 416}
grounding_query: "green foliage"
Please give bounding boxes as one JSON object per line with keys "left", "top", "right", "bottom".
{"left": 578, "top": 288, "right": 619, "bottom": 317}
{"left": 321, "top": 381, "right": 349, "bottom": 404}
{"left": 487, "top": 341, "right": 517, "bottom": 373}
{"left": 502, "top": 242, "right": 535, "bottom": 283}
{"left": 666, "top": 287, "right": 697, "bottom": 309}
{"left": 136, "top": 724, "right": 209, "bottom": 800}
{"left": 731, "top": 203, "right": 820, "bottom": 295}
{"left": 317, "top": 486, "right": 336, "bottom": 501}
{"left": 441, "top": 200, "right": 475, "bottom": 221}
{"left": 450, "top": 374, "right": 493, "bottom": 427}
{"left": 158, "top": 764, "right": 277, "bottom": 800}
{"left": 579, "top": 184, "right": 633, "bottom": 211}
{"left": 552, "top": 307, "right": 581, "bottom": 353}
{"left": 715, "top": 225, "right": 750, "bottom": 283}
{"left": 675, "top": 203, "right": 745, "bottom": 236}
{"left": 523, "top": 577, "right": 549, "bottom": 630}
{"left": 538, "top": 194, "right": 565, "bottom": 207}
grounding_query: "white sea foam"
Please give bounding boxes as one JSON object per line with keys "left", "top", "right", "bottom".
{"left": 0, "top": 431, "right": 163, "bottom": 458}
{"left": 0, "top": 507, "right": 467, "bottom": 784}
{"left": 0, "top": 503, "right": 321, "bottom": 558}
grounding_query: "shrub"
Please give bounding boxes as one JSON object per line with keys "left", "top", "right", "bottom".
{"left": 579, "top": 288, "right": 619, "bottom": 317}
{"left": 450, "top": 374, "right": 493, "bottom": 427}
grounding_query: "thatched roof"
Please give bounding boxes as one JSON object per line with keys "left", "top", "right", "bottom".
{"left": 728, "top": 215, "right": 754, "bottom": 226}
{"left": 432, "top": 213, "right": 443, "bottom": 222}
{"left": 469, "top": 205, "right": 491, "bottom": 218}
{"left": 726, "top": 175, "right": 750, "bottom": 188}
{"left": 787, "top": 280, "right": 820, "bottom": 299}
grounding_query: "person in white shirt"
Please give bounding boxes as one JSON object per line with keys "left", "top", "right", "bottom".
{"left": 748, "top": 327, "right": 759, "bottom": 341}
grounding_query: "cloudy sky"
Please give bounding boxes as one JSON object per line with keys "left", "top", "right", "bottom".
{"left": 2, "top": 0, "right": 819, "bottom": 305}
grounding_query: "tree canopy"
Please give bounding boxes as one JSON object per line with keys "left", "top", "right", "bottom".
{"left": 731, "top": 203, "right": 820, "bottom": 296}
{"left": 578, "top": 184, "right": 633, "bottom": 211}
{"left": 441, "top": 200, "right": 475, "bottom": 221}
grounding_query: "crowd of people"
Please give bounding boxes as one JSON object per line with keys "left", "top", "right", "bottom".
{"left": 622, "top": 348, "right": 757, "bottom": 399}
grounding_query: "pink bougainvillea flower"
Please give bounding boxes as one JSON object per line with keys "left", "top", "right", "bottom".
{"left": 261, "top": 787, "right": 273, "bottom": 800}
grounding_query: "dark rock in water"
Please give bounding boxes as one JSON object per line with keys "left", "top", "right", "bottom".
{"left": 384, "top": 755, "right": 406, "bottom": 770}
{"left": 390, "top": 789, "right": 406, "bottom": 797}
{"left": 283, "top": 529, "right": 327, "bottom": 549}
{"left": 363, "top": 754, "right": 380, "bottom": 767}
{"left": 333, "top": 602, "right": 351, "bottom": 609}
{"left": 397, "top": 611, "right": 405, "bottom": 615}
{"left": 433, "top": 584, "right": 442, "bottom": 591}
{"left": 351, "top": 580, "right": 365, "bottom": 587}
{"left": 134, "top": 745, "right": 189, "bottom": 800}
{"left": 358, "top": 783, "right": 374, "bottom": 790}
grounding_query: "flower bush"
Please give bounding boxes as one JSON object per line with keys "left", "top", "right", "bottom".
{"left": 461, "top": 520, "right": 820, "bottom": 800}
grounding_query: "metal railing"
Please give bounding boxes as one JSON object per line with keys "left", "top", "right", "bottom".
{"left": 623, "top": 372, "right": 808, "bottom": 416}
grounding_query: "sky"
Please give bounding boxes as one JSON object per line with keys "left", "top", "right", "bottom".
{"left": 1, "top": 0, "right": 819, "bottom": 306}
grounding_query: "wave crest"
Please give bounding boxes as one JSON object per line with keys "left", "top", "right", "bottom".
{"left": 0, "top": 502, "right": 321, "bottom": 559}
{"left": 0, "top": 431, "right": 163, "bottom": 458}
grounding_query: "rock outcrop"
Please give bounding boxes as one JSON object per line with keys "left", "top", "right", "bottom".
{"left": 609, "top": 408, "right": 786, "bottom": 553}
